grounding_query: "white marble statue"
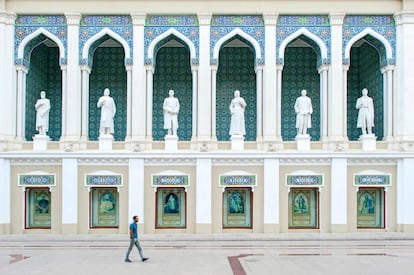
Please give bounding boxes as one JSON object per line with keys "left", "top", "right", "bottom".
{"left": 97, "top": 88, "right": 116, "bottom": 136}
{"left": 35, "top": 91, "right": 50, "bottom": 136}
{"left": 229, "top": 90, "right": 247, "bottom": 136}
{"left": 163, "top": 89, "right": 180, "bottom": 135}
{"left": 356, "top": 88, "right": 374, "bottom": 135}
{"left": 294, "top": 89, "right": 313, "bottom": 135}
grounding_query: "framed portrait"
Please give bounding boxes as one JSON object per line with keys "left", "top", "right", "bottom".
{"left": 156, "top": 187, "right": 186, "bottom": 228}
{"left": 357, "top": 188, "right": 384, "bottom": 228}
{"left": 223, "top": 188, "right": 252, "bottom": 228}
{"left": 90, "top": 188, "right": 119, "bottom": 228}
{"left": 25, "top": 188, "right": 51, "bottom": 228}
{"left": 288, "top": 188, "right": 319, "bottom": 229}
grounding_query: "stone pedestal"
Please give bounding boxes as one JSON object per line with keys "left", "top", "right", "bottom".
{"left": 231, "top": 135, "right": 244, "bottom": 150}
{"left": 99, "top": 134, "right": 113, "bottom": 151}
{"left": 360, "top": 134, "right": 377, "bottom": 151}
{"left": 295, "top": 134, "right": 311, "bottom": 151}
{"left": 165, "top": 135, "right": 178, "bottom": 151}
{"left": 33, "top": 135, "right": 50, "bottom": 151}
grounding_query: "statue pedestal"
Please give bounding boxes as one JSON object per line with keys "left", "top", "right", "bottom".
{"left": 295, "top": 134, "right": 311, "bottom": 151}
{"left": 165, "top": 135, "right": 178, "bottom": 151}
{"left": 99, "top": 134, "right": 113, "bottom": 151}
{"left": 231, "top": 135, "right": 244, "bottom": 150}
{"left": 360, "top": 134, "right": 377, "bottom": 151}
{"left": 33, "top": 135, "right": 49, "bottom": 151}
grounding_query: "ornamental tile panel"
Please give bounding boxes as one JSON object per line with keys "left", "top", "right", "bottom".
{"left": 15, "top": 15, "right": 67, "bottom": 66}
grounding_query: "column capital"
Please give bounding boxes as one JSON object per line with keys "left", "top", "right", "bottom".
{"left": 131, "top": 12, "right": 146, "bottom": 25}
{"left": 318, "top": 64, "right": 329, "bottom": 73}
{"left": 80, "top": 65, "right": 91, "bottom": 74}
{"left": 329, "top": 13, "right": 345, "bottom": 26}
{"left": 197, "top": 12, "right": 212, "bottom": 26}
{"left": 0, "top": 12, "right": 16, "bottom": 24}
{"left": 263, "top": 12, "right": 278, "bottom": 25}
{"left": 16, "top": 64, "right": 28, "bottom": 74}
{"left": 394, "top": 11, "right": 414, "bottom": 25}
{"left": 65, "top": 13, "right": 81, "bottom": 26}
{"left": 145, "top": 65, "right": 154, "bottom": 73}
{"left": 381, "top": 65, "right": 395, "bottom": 73}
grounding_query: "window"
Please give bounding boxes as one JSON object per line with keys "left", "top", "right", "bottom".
{"left": 156, "top": 187, "right": 186, "bottom": 228}
{"left": 357, "top": 188, "right": 385, "bottom": 228}
{"left": 288, "top": 188, "right": 319, "bottom": 229}
{"left": 90, "top": 188, "right": 119, "bottom": 228}
{"left": 223, "top": 188, "right": 252, "bottom": 228}
{"left": 25, "top": 188, "right": 51, "bottom": 229}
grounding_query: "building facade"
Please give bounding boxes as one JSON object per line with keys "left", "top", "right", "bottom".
{"left": 1, "top": 0, "right": 414, "bottom": 234}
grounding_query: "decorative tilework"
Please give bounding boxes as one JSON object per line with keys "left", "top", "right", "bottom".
{"left": 144, "top": 15, "right": 199, "bottom": 62}
{"left": 343, "top": 16, "right": 395, "bottom": 65}
{"left": 25, "top": 45, "right": 62, "bottom": 141}
{"left": 216, "top": 47, "right": 256, "bottom": 141}
{"left": 15, "top": 15, "right": 67, "bottom": 66}
{"left": 88, "top": 47, "right": 127, "bottom": 141}
{"left": 281, "top": 47, "right": 320, "bottom": 141}
{"left": 211, "top": 15, "right": 264, "bottom": 62}
{"left": 79, "top": 15, "right": 133, "bottom": 66}
{"left": 276, "top": 15, "right": 331, "bottom": 64}
{"left": 347, "top": 43, "right": 383, "bottom": 141}
{"left": 153, "top": 47, "right": 193, "bottom": 141}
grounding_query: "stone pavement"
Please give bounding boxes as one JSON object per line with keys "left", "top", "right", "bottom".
{"left": 1, "top": 233, "right": 414, "bottom": 275}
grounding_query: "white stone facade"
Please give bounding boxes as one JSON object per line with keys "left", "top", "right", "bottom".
{"left": 1, "top": 1, "right": 414, "bottom": 234}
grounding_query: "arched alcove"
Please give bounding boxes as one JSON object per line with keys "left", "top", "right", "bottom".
{"left": 88, "top": 36, "right": 127, "bottom": 141}
{"left": 25, "top": 35, "right": 62, "bottom": 141}
{"left": 152, "top": 35, "right": 192, "bottom": 141}
{"left": 347, "top": 35, "right": 384, "bottom": 140}
{"left": 216, "top": 35, "right": 256, "bottom": 141}
{"left": 281, "top": 35, "right": 321, "bottom": 141}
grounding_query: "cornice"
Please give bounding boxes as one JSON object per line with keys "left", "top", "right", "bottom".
{"left": 144, "top": 158, "right": 196, "bottom": 166}
{"left": 212, "top": 158, "right": 263, "bottom": 166}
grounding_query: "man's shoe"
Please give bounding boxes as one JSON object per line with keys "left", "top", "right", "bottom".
{"left": 125, "top": 259, "right": 132, "bottom": 263}
{"left": 142, "top": 257, "right": 149, "bottom": 262}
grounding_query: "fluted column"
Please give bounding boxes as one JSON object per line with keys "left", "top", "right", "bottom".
{"left": 381, "top": 65, "right": 394, "bottom": 140}
{"left": 328, "top": 13, "right": 346, "bottom": 141}
{"left": 211, "top": 65, "right": 217, "bottom": 139}
{"left": 60, "top": 65, "right": 67, "bottom": 138}
{"left": 342, "top": 64, "right": 350, "bottom": 138}
{"left": 16, "top": 65, "right": 28, "bottom": 141}
{"left": 145, "top": 65, "right": 154, "bottom": 140}
{"left": 191, "top": 66, "right": 198, "bottom": 140}
{"left": 131, "top": 13, "right": 146, "bottom": 140}
{"left": 276, "top": 64, "right": 283, "bottom": 138}
{"left": 80, "top": 65, "right": 91, "bottom": 140}
{"left": 263, "top": 12, "right": 278, "bottom": 142}
{"left": 0, "top": 12, "right": 16, "bottom": 141}
{"left": 197, "top": 12, "right": 212, "bottom": 141}
{"left": 64, "top": 13, "right": 81, "bottom": 141}
{"left": 255, "top": 65, "right": 263, "bottom": 141}
{"left": 318, "top": 65, "right": 328, "bottom": 140}
{"left": 126, "top": 64, "right": 132, "bottom": 140}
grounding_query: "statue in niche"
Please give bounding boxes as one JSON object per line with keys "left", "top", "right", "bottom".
{"left": 229, "top": 90, "right": 247, "bottom": 136}
{"left": 294, "top": 89, "right": 313, "bottom": 136}
{"left": 163, "top": 89, "right": 180, "bottom": 135}
{"left": 97, "top": 88, "right": 116, "bottom": 136}
{"left": 356, "top": 88, "right": 374, "bottom": 136}
{"left": 35, "top": 90, "right": 50, "bottom": 136}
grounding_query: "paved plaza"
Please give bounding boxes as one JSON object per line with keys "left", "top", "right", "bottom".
{"left": 1, "top": 233, "right": 414, "bottom": 275}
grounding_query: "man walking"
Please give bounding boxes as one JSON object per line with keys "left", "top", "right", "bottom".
{"left": 125, "top": 215, "right": 149, "bottom": 263}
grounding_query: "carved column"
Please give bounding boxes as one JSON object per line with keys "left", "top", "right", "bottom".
{"left": 191, "top": 65, "right": 198, "bottom": 140}
{"left": 255, "top": 65, "right": 263, "bottom": 141}
{"left": 80, "top": 65, "right": 91, "bottom": 141}
{"left": 145, "top": 65, "right": 154, "bottom": 140}
{"left": 16, "top": 65, "right": 28, "bottom": 141}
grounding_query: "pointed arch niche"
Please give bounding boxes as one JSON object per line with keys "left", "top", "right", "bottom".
{"left": 17, "top": 29, "right": 64, "bottom": 141}
{"left": 279, "top": 29, "right": 327, "bottom": 141}
{"left": 81, "top": 29, "right": 130, "bottom": 141}
{"left": 212, "top": 29, "right": 261, "bottom": 142}
{"left": 146, "top": 29, "right": 196, "bottom": 141}
{"left": 344, "top": 29, "right": 393, "bottom": 141}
